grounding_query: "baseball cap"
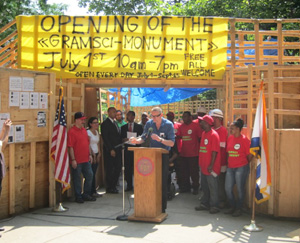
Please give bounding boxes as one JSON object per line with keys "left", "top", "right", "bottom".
{"left": 210, "top": 109, "right": 223, "bottom": 118}
{"left": 197, "top": 106, "right": 207, "bottom": 113}
{"left": 199, "top": 115, "right": 214, "bottom": 126}
{"left": 74, "top": 112, "right": 87, "bottom": 120}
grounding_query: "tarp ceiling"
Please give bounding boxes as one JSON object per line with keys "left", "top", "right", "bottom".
{"left": 109, "top": 88, "right": 211, "bottom": 107}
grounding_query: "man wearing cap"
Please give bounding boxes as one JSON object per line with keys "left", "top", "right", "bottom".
{"left": 130, "top": 107, "right": 175, "bottom": 213}
{"left": 68, "top": 112, "right": 96, "bottom": 203}
{"left": 195, "top": 115, "right": 221, "bottom": 214}
{"left": 101, "top": 107, "right": 122, "bottom": 194}
{"left": 176, "top": 111, "right": 202, "bottom": 194}
{"left": 210, "top": 109, "right": 228, "bottom": 208}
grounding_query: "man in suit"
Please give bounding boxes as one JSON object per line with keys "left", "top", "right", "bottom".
{"left": 121, "top": 111, "right": 143, "bottom": 191}
{"left": 101, "top": 107, "right": 122, "bottom": 194}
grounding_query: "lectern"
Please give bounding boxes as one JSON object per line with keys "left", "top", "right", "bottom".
{"left": 128, "top": 147, "right": 169, "bottom": 223}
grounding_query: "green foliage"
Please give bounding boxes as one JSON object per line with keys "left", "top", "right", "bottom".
{"left": 197, "top": 89, "right": 217, "bottom": 100}
{"left": 0, "top": 0, "right": 67, "bottom": 40}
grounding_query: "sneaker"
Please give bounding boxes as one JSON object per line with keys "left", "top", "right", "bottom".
{"left": 83, "top": 195, "right": 96, "bottom": 201}
{"left": 224, "top": 207, "right": 235, "bottom": 214}
{"left": 232, "top": 209, "right": 242, "bottom": 217}
{"left": 195, "top": 204, "right": 209, "bottom": 211}
{"left": 209, "top": 207, "right": 220, "bottom": 214}
{"left": 75, "top": 198, "right": 84, "bottom": 203}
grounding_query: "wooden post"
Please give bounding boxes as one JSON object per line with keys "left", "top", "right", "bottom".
{"left": 267, "top": 63, "right": 275, "bottom": 215}
{"left": 29, "top": 141, "right": 36, "bottom": 208}
{"left": 247, "top": 65, "right": 254, "bottom": 137}
{"left": 277, "top": 20, "right": 283, "bottom": 128}
{"left": 254, "top": 20, "right": 260, "bottom": 66}
{"left": 228, "top": 67, "right": 234, "bottom": 124}
{"left": 9, "top": 143, "right": 15, "bottom": 215}
{"left": 49, "top": 73, "right": 56, "bottom": 208}
{"left": 230, "top": 19, "right": 236, "bottom": 68}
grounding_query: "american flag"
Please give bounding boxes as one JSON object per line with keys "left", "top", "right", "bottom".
{"left": 50, "top": 87, "right": 70, "bottom": 193}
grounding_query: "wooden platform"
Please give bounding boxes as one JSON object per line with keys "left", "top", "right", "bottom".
{"left": 128, "top": 213, "right": 168, "bottom": 223}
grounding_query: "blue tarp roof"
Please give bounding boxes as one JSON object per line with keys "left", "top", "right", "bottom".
{"left": 109, "top": 87, "right": 211, "bottom": 107}
{"left": 110, "top": 38, "right": 278, "bottom": 107}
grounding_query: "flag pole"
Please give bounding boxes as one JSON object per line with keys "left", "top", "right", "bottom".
{"left": 243, "top": 157, "right": 263, "bottom": 232}
{"left": 243, "top": 72, "right": 264, "bottom": 232}
{"left": 53, "top": 182, "right": 68, "bottom": 212}
{"left": 52, "top": 81, "right": 69, "bottom": 212}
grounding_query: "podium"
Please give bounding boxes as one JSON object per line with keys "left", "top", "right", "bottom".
{"left": 128, "top": 147, "right": 169, "bottom": 223}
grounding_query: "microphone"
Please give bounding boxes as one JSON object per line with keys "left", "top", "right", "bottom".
{"left": 146, "top": 127, "right": 153, "bottom": 138}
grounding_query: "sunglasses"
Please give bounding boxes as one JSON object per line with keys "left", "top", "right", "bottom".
{"left": 151, "top": 113, "right": 161, "bottom": 118}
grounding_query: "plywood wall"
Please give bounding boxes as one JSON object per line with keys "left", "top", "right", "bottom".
{"left": 0, "top": 67, "right": 55, "bottom": 219}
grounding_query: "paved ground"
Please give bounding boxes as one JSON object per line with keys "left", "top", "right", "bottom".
{"left": 0, "top": 188, "right": 299, "bottom": 243}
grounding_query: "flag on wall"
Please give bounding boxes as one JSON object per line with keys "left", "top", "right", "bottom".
{"left": 50, "top": 87, "right": 70, "bottom": 193}
{"left": 250, "top": 81, "right": 271, "bottom": 204}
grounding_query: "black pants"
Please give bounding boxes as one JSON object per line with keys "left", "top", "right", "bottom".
{"left": 103, "top": 149, "right": 122, "bottom": 190}
{"left": 124, "top": 150, "right": 134, "bottom": 189}
{"left": 91, "top": 153, "right": 99, "bottom": 194}
{"left": 162, "top": 154, "right": 169, "bottom": 213}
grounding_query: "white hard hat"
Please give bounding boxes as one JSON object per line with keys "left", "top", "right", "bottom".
{"left": 197, "top": 106, "right": 207, "bottom": 113}
{"left": 210, "top": 109, "right": 223, "bottom": 118}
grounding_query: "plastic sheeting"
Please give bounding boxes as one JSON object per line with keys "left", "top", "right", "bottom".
{"left": 109, "top": 87, "right": 211, "bottom": 107}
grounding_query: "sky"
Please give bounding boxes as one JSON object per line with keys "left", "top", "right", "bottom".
{"left": 47, "top": 0, "right": 90, "bottom": 15}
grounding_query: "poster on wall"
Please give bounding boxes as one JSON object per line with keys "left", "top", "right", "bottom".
{"left": 9, "top": 91, "right": 20, "bottom": 107}
{"left": 9, "top": 76, "right": 22, "bottom": 91}
{"left": 30, "top": 92, "right": 39, "bottom": 109}
{"left": 22, "top": 77, "right": 34, "bottom": 91}
{"left": 20, "top": 92, "right": 30, "bottom": 109}
{"left": 15, "top": 125, "right": 25, "bottom": 142}
{"left": 39, "top": 93, "right": 48, "bottom": 109}
{"left": 37, "top": 111, "right": 46, "bottom": 127}
{"left": 8, "top": 125, "right": 14, "bottom": 143}
{"left": 0, "top": 113, "right": 10, "bottom": 130}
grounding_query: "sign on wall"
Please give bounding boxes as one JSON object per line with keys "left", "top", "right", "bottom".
{"left": 17, "top": 15, "right": 228, "bottom": 80}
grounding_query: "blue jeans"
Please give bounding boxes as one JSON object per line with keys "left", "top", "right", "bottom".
{"left": 225, "top": 164, "right": 250, "bottom": 209}
{"left": 71, "top": 162, "right": 93, "bottom": 199}
{"left": 201, "top": 173, "right": 219, "bottom": 208}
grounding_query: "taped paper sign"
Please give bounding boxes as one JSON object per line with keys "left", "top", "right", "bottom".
{"left": 17, "top": 15, "right": 228, "bottom": 80}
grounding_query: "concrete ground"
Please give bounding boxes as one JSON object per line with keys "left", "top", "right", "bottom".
{"left": 0, "top": 188, "right": 299, "bottom": 243}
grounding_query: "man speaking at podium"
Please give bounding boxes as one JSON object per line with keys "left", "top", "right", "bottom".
{"left": 130, "top": 107, "right": 175, "bottom": 213}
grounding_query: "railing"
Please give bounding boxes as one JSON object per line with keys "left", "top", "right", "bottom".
{"left": 0, "top": 19, "right": 18, "bottom": 68}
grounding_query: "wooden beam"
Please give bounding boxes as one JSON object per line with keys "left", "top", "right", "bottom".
{"left": 49, "top": 72, "right": 56, "bottom": 207}
{"left": 29, "top": 141, "right": 36, "bottom": 208}
{"left": 268, "top": 63, "right": 275, "bottom": 216}
{"left": 9, "top": 143, "right": 15, "bottom": 215}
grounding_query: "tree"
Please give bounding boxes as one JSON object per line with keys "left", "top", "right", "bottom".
{"left": 0, "top": 0, "right": 67, "bottom": 40}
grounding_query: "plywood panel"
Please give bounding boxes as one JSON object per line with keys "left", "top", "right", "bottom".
{"left": 277, "top": 130, "right": 300, "bottom": 217}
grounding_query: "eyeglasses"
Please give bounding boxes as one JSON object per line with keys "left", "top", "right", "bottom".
{"left": 151, "top": 113, "right": 161, "bottom": 118}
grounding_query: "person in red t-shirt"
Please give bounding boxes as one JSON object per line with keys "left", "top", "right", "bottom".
{"left": 68, "top": 112, "right": 96, "bottom": 203}
{"left": 211, "top": 109, "right": 228, "bottom": 208}
{"left": 177, "top": 111, "right": 202, "bottom": 194}
{"left": 225, "top": 118, "right": 253, "bottom": 217}
{"left": 195, "top": 115, "right": 221, "bottom": 214}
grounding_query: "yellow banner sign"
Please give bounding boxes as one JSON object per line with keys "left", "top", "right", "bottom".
{"left": 17, "top": 16, "right": 228, "bottom": 79}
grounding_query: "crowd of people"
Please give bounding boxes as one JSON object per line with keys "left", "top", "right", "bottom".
{"left": 66, "top": 106, "right": 253, "bottom": 217}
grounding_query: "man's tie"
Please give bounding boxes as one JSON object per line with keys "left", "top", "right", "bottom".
{"left": 129, "top": 123, "right": 132, "bottom": 132}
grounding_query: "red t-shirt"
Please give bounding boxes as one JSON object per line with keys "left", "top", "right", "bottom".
{"left": 67, "top": 126, "right": 90, "bottom": 163}
{"left": 177, "top": 122, "right": 201, "bottom": 157}
{"left": 214, "top": 126, "right": 228, "bottom": 166}
{"left": 174, "top": 122, "right": 182, "bottom": 153}
{"left": 226, "top": 134, "right": 250, "bottom": 168}
{"left": 192, "top": 119, "right": 204, "bottom": 138}
{"left": 199, "top": 129, "right": 221, "bottom": 175}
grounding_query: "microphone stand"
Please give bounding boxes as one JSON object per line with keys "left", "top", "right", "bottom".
{"left": 116, "top": 141, "right": 129, "bottom": 221}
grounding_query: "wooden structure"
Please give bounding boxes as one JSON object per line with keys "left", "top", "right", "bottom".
{"left": 128, "top": 147, "right": 169, "bottom": 223}
{"left": 0, "top": 17, "right": 299, "bottom": 219}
